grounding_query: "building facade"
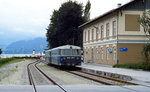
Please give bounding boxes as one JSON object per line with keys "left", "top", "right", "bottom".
{"left": 80, "top": 0, "right": 150, "bottom": 65}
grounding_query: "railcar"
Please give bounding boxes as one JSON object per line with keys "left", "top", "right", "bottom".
{"left": 45, "top": 45, "right": 82, "bottom": 66}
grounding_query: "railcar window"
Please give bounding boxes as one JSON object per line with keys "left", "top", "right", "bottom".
{"left": 59, "top": 49, "right": 61, "bottom": 55}
{"left": 63, "top": 49, "right": 71, "bottom": 55}
{"left": 72, "top": 49, "right": 80, "bottom": 55}
{"left": 51, "top": 50, "right": 59, "bottom": 55}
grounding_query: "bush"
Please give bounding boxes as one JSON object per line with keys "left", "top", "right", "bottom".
{"left": 0, "top": 57, "right": 15, "bottom": 66}
{"left": 113, "top": 62, "right": 150, "bottom": 71}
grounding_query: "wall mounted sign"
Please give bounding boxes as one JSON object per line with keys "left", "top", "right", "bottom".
{"left": 107, "top": 48, "right": 112, "bottom": 53}
{"left": 120, "top": 48, "right": 128, "bottom": 52}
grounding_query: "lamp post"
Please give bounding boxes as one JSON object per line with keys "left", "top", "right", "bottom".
{"left": 32, "top": 49, "right": 35, "bottom": 56}
{"left": 39, "top": 44, "right": 43, "bottom": 56}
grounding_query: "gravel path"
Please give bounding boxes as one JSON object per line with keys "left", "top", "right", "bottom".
{"left": 0, "top": 59, "right": 33, "bottom": 85}
{"left": 38, "top": 63, "right": 103, "bottom": 85}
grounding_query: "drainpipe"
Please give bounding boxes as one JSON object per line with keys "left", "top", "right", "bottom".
{"left": 116, "top": 11, "right": 120, "bottom": 65}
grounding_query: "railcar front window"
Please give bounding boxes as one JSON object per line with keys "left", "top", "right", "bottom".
{"left": 63, "top": 49, "right": 71, "bottom": 55}
{"left": 72, "top": 49, "right": 80, "bottom": 55}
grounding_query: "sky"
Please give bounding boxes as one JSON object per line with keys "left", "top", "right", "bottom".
{"left": 0, "top": 0, "right": 131, "bottom": 47}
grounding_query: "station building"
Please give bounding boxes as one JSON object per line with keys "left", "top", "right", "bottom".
{"left": 79, "top": 0, "right": 150, "bottom": 65}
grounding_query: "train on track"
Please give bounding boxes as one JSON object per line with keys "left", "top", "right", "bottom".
{"left": 45, "top": 45, "right": 82, "bottom": 66}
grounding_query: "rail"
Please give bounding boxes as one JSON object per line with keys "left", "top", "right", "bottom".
{"left": 35, "top": 61, "right": 67, "bottom": 92}
{"left": 27, "top": 61, "right": 37, "bottom": 92}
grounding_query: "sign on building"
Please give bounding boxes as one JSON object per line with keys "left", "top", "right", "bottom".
{"left": 120, "top": 48, "right": 128, "bottom": 52}
{"left": 107, "top": 48, "right": 112, "bottom": 53}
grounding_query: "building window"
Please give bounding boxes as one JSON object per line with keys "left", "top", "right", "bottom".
{"left": 106, "top": 48, "right": 109, "bottom": 60}
{"left": 101, "top": 25, "right": 104, "bottom": 39}
{"left": 113, "top": 47, "right": 117, "bottom": 61}
{"left": 113, "top": 21, "right": 117, "bottom": 36}
{"left": 92, "top": 29, "right": 94, "bottom": 41}
{"left": 96, "top": 27, "right": 99, "bottom": 40}
{"left": 106, "top": 23, "right": 110, "bottom": 37}
{"left": 91, "top": 48, "right": 94, "bottom": 63}
{"left": 99, "top": 27, "right": 101, "bottom": 39}
{"left": 88, "top": 30, "right": 90, "bottom": 42}
{"left": 84, "top": 31, "right": 86, "bottom": 42}
{"left": 101, "top": 49, "right": 103, "bottom": 60}
{"left": 96, "top": 48, "right": 99, "bottom": 59}
{"left": 125, "top": 14, "right": 140, "bottom": 31}
{"left": 98, "top": 47, "right": 101, "bottom": 59}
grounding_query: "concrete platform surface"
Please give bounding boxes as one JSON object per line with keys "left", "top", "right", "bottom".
{"left": 36, "top": 85, "right": 64, "bottom": 92}
{"left": 62, "top": 85, "right": 142, "bottom": 92}
{"left": 0, "top": 85, "right": 150, "bottom": 92}
{"left": 78, "top": 63, "right": 150, "bottom": 85}
{"left": 0, "top": 85, "right": 33, "bottom": 92}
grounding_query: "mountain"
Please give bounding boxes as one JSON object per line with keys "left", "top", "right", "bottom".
{"left": 4, "top": 37, "right": 47, "bottom": 54}
{"left": 0, "top": 44, "right": 7, "bottom": 49}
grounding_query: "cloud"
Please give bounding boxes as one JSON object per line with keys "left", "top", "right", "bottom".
{"left": 12, "top": 27, "right": 46, "bottom": 37}
{"left": 0, "top": 0, "right": 131, "bottom": 45}
{"left": 29, "top": 18, "right": 49, "bottom": 27}
{"left": 13, "top": 27, "right": 25, "bottom": 32}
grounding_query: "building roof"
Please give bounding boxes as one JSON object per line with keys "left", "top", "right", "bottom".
{"left": 79, "top": 0, "right": 136, "bottom": 28}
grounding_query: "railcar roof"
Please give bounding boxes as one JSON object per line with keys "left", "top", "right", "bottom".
{"left": 45, "top": 45, "right": 81, "bottom": 52}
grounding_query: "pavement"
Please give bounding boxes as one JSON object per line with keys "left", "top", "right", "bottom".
{"left": 0, "top": 85, "right": 150, "bottom": 92}
{"left": 77, "top": 63, "right": 150, "bottom": 86}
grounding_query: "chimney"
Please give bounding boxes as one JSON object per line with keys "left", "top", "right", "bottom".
{"left": 117, "top": 3, "right": 122, "bottom": 7}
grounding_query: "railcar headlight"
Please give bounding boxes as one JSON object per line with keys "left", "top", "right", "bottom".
{"left": 76, "top": 57, "right": 80, "bottom": 60}
{"left": 63, "top": 57, "right": 66, "bottom": 60}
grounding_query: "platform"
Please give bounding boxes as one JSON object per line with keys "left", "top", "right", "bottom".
{"left": 0, "top": 85, "right": 150, "bottom": 92}
{"left": 77, "top": 63, "right": 150, "bottom": 86}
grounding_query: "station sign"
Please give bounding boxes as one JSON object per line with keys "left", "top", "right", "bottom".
{"left": 120, "top": 48, "right": 128, "bottom": 52}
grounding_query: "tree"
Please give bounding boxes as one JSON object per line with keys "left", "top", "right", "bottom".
{"left": 46, "top": 1, "right": 90, "bottom": 48}
{"left": 139, "top": 10, "right": 150, "bottom": 40}
{"left": 57, "top": 1, "right": 84, "bottom": 46}
{"left": 46, "top": 10, "right": 59, "bottom": 48}
{"left": 0, "top": 48, "right": 2, "bottom": 58}
{"left": 83, "top": 0, "right": 91, "bottom": 21}
{"left": 143, "top": 44, "right": 150, "bottom": 62}
{"left": 139, "top": 10, "right": 150, "bottom": 62}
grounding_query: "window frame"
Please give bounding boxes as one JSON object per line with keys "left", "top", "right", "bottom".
{"left": 112, "top": 20, "right": 117, "bottom": 36}
{"left": 106, "top": 23, "right": 110, "bottom": 37}
{"left": 101, "top": 25, "right": 104, "bottom": 39}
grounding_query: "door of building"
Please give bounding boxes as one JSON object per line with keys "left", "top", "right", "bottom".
{"left": 91, "top": 48, "right": 94, "bottom": 63}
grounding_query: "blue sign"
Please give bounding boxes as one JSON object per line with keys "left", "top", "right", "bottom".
{"left": 107, "top": 48, "right": 112, "bottom": 53}
{"left": 120, "top": 48, "right": 128, "bottom": 52}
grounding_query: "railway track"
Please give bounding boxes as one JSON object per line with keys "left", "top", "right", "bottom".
{"left": 27, "top": 61, "right": 37, "bottom": 92}
{"left": 70, "top": 70, "right": 138, "bottom": 85}
{"left": 63, "top": 68, "right": 141, "bottom": 92}
{"left": 40, "top": 60, "right": 138, "bottom": 85}
{"left": 61, "top": 68, "right": 138, "bottom": 85}
{"left": 27, "top": 60, "right": 67, "bottom": 92}
{"left": 27, "top": 60, "right": 150, "bottom": 92}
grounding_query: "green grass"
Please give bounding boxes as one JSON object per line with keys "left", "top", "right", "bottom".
{"left": 0, "top": 57, "right": 24, "bottom": 67}
{"left": 113, "top": 62, "right": 150, "bottom": 71}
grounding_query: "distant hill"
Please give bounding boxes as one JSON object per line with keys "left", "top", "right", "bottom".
{"left": 4, "top": 37, "right": 47, "bottom": 54}
{"left": 0, "top": 44, "right": 7, "bottom": 49}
